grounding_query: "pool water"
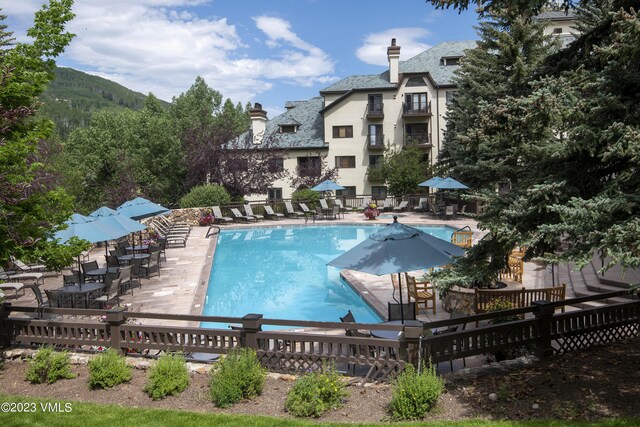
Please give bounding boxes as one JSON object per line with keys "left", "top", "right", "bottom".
{"left": 202, "top": 225, "right": 455, "bottom": 329}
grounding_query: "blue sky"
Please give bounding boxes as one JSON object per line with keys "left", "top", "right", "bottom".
{"left": 2, "top": 0, "right": 478, "bottom": 117}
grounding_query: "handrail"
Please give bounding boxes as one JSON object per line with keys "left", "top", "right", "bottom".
{"left": 205, "top": 225, "right": 221, "bottom": 238}
{"left": 454, "top": 225, "right": 472, "bottom": 232}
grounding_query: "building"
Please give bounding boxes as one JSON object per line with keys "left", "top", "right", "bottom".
{"left": 246, "top": 39, "right": 477, "bottom": 200}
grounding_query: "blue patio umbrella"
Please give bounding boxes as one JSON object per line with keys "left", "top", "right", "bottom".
{"left": 54, "top": 213, "right": 127, "bottom": 244}
{"left": 430, "top": 177, "right": 469, "bottom": 190}
{"left": 418, "top": 176, "right": 444, "bottom": 187}
{"left": 310, "top": 180, "right": 345, "bottom": 192}
{"left": 89, "top": 206, "right": 147, "bottom": 234}
{"left": 116, "top": 197, "right": 170, "bottom": 221}
{"left": 327, "top": 216, "right": 466, "bottom": 323}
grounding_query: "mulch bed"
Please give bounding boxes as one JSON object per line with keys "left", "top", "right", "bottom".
{"left": 1, "top": 337, "right": 639, "bottom": 423}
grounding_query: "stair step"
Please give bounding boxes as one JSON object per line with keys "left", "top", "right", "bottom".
{"left": 585, "top": 282, "right": 635, "bottom": 297}
{"left": 571, "top": 301, "right": 609, "bottom": 310}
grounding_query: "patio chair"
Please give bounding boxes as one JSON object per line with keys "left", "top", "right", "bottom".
{"left": 106, "top": 255, "right": 121, "bottom": 268}
{"left": 405, "top": 273, "right": 436, "bottom": 315}
{"left": 211, "top": 206, "right": 233, "bottom": 224}
{"left": 44, "top": 289, "right": 62, "bottom": 308}
{"left": 334, "top": 199, "right": 346, "bottom": 213}
{"left": 284, "top": 201, "right": 303, "bottom": 218}
{"left": 414, "top": 197, "right": 428, "bottom": 213}
{"left": 92, "top": 277, "right": 122, "bottom": 308}
{"left": 118, "top": 265, "right": 134, "bottom": 295}
{"left": 340, "top": 310, "right": 373, "bottom": 373}
{"left": 393, "top": 200, "right": 409, "bottom": 212}
{"left": 319, "top": 198, "right": 330, "bottom": 211}
{"left": 387, "top": 302, "right": 417, "bottom": 321}
{"left": 25, "top": 284, "right": 57, "bottom": 319}
{"left": 244, "top": 204, "right": 264, "bottom": 221}
{"left": 130, "top": 257, "right": 144, "bottom": 287}
{"left": 230, "top": 208, "right": 257, "bottom": 222}
{"left": 263, "top": 205, "right": 284, "bottom": 220}
{"left": 298, "top": 203, "right": 314, "bottom": 217}
{"left": 430, "top": 203, "right": 443, "bottom": 219}
{"left": 431, "top": 309, "right": 469, "bottom": 371}
{"left": 382, "top": 198, "right": 394, "bottom": 211}
{"left": 63, "top": 273, "right": 80, "bottom": 286}
{"left": 444, "top": 205, "right": 455, "bottom": 220}
{"left": 81, "top": 260, "right": 99, "bottom": 281}
{"left": 141, "top": 251, "right": 161, "bottom": 278}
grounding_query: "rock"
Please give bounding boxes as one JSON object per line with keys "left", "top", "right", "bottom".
{"left": 488, "top": 393, "right": 498, "bottom": 402}
{"left": 278, "top": 374, "right": 297, "bottom": 382}
{"left": 532, "top": 403, "right": 540, "bottom": 410}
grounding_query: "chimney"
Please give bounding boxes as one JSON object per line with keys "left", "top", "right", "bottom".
{"left": 249, "top": 102, "right": 267, "bottom": 144}
{"left": 387, "top": 38, "right": 401, "bottom": 84}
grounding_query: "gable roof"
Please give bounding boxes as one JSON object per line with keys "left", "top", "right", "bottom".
{"left": 321, "top": 40, "right": 477, "bottom": 93}
{"left": 241, "top": 97, "right": 326, "bottom": 150}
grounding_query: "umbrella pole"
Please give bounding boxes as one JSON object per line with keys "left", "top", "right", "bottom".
{"left": 398, "top": 272, "right": 404, "bottom": 324}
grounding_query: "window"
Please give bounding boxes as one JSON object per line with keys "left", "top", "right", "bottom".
{"left": 445, "top": 90, "right": 458, "bottom": 106}
{"left": 405, "top": 123, "right": 430, "bottom": 146}
{"left": 368, "top": 94, "right": 383, "bottom": 113}
{"left": 268, "top": 188, "right": 283, "bottom": 200}
{"left": 404, "top": 93, "right": 428, "bottom": 113}
{"left": 268, "top": 157, "right": 284, "bottom": 172}
{"left": 371, "top": 186, "right": 387, "bottom": 198}
{"left": 440, "top": 56, "right": 461, "bottom": 66}
{"left": 297, "top": 156, "right": 321, "bottom": 177}
{"left": 553, "top": 27, "right": 563, "bottom": 34}
{"left": 279, "top": 125, "right": 296, "bottom": 133}
{"left": 369, "top": 155, "right": 383, "bottom": 167}
{"left": 336, "top": 186, "right": 356, "bottom": 197}
{"left": 335, "top": 156, "right": 356, "bottom": 168}
{"left": 332, "top": 125, "right": 353, "bottom": 138}
{"left": 368, "top": 124, "right": 383, "bottom": 147}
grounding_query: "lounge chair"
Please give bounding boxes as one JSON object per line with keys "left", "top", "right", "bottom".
{"left": 382, "top": 198, "right": 394, "bottom": 211}
{"left": 156, "top": 215, "right": 190, "bottom": 234}
{"left": 444, "top": 205, "right": 455, "bottom": 220}
{"left": 0, "top": 282, "right": 25, "bottom": 297}
{"left": 284, "top": 201, "right": 303, "bottom": 218}
{"left": 393, "top": 200, "right": 409, "bottom": 212}
{"left": 211, "top": 206, "right": 233, "bottom": 224}
{"left": 244, "top": 204, "right": 264, "bottom": 221}
{"left": 11, "top": 257, "right": 46, "bottom": 272}
{"left": 298, "top": 203, "right": 314, "bottom": 217}
{"left": 230, "top": 208, "right": 257, "bottom": 222}
{"left": 0, "top": 267, "right": 44, "bottom": 286}
{"left": 414, "top": 197, "right": 428, "bottom": 213}
{"left": 264, "top": 205, "right": 284, "bottom": 220}
{"left": 334, "top": 199, "right": 346, "bottom": 213}
{"left": 357, "top": 197, "right": 372, "bottom": 212}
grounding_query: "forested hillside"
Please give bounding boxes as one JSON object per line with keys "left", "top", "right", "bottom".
{"left": 38, "top": 67, "right": 169, "bottom": 137}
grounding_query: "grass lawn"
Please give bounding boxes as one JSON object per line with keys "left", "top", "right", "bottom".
{"left": 1, "top": 394, "right": 637, "bottom": 427}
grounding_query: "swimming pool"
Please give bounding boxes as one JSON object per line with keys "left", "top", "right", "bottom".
{"left": 202, "top": 224, "right": 455, "bottom": 328}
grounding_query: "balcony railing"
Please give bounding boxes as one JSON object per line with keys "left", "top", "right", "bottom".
{"left": 402, "top": 100, "right": 432, "bottom": 117}
{"left": 405, "top": 133, "right": 432, "bottom": 147}
{"left": 366, "top": 102, "right": 384, "bottom": 119}
{"left": 367, "top": 133, "right": 384, "bottom": 150}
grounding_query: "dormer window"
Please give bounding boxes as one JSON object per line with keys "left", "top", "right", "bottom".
{"left": 440, "top": 56, "right": 461, "bottom": 66}
{"left": 279, "top": 124, "right": 297, "bottom": 133}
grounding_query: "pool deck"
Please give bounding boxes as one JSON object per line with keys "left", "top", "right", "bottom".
{"left": 10, "top": 211, "right": 545, "bottom": 328}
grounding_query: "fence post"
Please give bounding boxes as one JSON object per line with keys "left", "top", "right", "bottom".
{"left": 105, "top": 306, "right": 128, "bottom": 355}
{"left": 0, "top": 302, "right": 11, "bottom": 349}
{"left": 400, "top": 325, "right": 423, "bottom": 367}
{"left": 532, "top": 300, "right": 554, "bottom": 359}
{"left": 241, "top": 313, "right": 263, "bottom": 349}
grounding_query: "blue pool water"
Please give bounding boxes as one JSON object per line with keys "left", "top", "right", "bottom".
{"left": 202, "top": 225, "right": 455, "bottom": 329}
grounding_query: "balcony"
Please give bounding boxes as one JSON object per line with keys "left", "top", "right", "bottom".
{"left": 402, "top": 100, "right": 432, "bottom": 118}
{"left": 367, "top": 133, "right": 385, "bottom": 150}
{"left": 405, "top": 133, "right": 432, "bottom": 148}
{"left": 366, "top": 102, "right": 384, "bottom": 119}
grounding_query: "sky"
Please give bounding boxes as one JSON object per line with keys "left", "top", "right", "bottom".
{"left": 1, "top": 0, "right": 479, "bottom": 117}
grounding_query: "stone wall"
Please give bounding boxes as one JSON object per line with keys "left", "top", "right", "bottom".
{"left": 442, "top": 286, "right": 477, "bottom": 315}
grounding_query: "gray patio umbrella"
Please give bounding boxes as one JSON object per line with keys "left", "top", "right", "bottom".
{"left": 327, "top": 216, "right": 466, "bottom": 323}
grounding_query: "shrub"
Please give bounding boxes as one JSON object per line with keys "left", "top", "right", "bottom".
{"left": 389, "top": 363, "right": 443, "bottom": 420}
{"left": 291, "top": 188, "right": 320, "bottom": 207}
{"left": 285, "top": 364, "right": 348, "bottom": 418}
{"left": 486, "top": 298, "right": 531, "bottom": 361}
{"left": 25, "top": 347, "right": 76, "bottom": 384}
{"left": 209, "top": 348, "right": 266, "bottom": 408}
{"left": 88, "top": 349, "right": 132, "bottom": 389}
{"left": 144, "top": 353, "right": 190, "bottom": 400}
{"left": 179, "top": 184, "right": 231, "bottom": 208}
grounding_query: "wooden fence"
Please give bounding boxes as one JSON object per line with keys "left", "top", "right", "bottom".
{"left": 2, "top": 290, "right": 638, "bottom": 381}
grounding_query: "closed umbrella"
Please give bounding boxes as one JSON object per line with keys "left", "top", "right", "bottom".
{"left": 327, "top": 216, "right": 466, "bottom": 323}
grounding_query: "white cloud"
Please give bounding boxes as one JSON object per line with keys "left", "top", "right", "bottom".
{"left": 356, "top": 28, "right": 432, "bottom": 66}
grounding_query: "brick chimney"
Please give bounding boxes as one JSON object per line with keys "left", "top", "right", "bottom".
{"left": 387, "top": 38, "right": 401, "bottom": 84}
{"left": 249, "top": 102, "right": 267, "bottom": 144}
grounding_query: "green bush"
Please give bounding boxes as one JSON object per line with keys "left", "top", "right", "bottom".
{"left": 179, "top": 184, "right": 231, "bottom": 208}
{"left": 389, "top": 363, "right": 443, "bottom": 420}
{"left": 144, "top": 353, "right": 190, "bottom": 400}
{"left": 88, "top": 349, "right": 132, "bottom": 389}
{"left": 285, "top": 364, "right": 348, "bottom": 418}
{"left": 209, "top": 348, "right": 266, "bottom": 408}
{"left": 291, "top": 188, "right": 320, "bottom": 207}
{"left": 25, "top": 347, "right": 76, "bottom": 384}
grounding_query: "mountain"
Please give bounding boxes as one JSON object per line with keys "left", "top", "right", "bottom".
{"left": 38, "top": 67, "right": 170, "bottom": 138}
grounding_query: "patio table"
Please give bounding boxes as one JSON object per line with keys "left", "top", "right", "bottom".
{"left": 85, "top": 267, "right": 120, "bottom": 280}
{"left": 125, "top": 245, "right": 149, "bottom": 254}
{"left": 370, "top": 320, "right": 423, "bottom": 340}
{"left": 58, "top": 282, "right": 105, "bottom": 308}
{"left": 117, "top": 253, "right": 150, "bottom": 264}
